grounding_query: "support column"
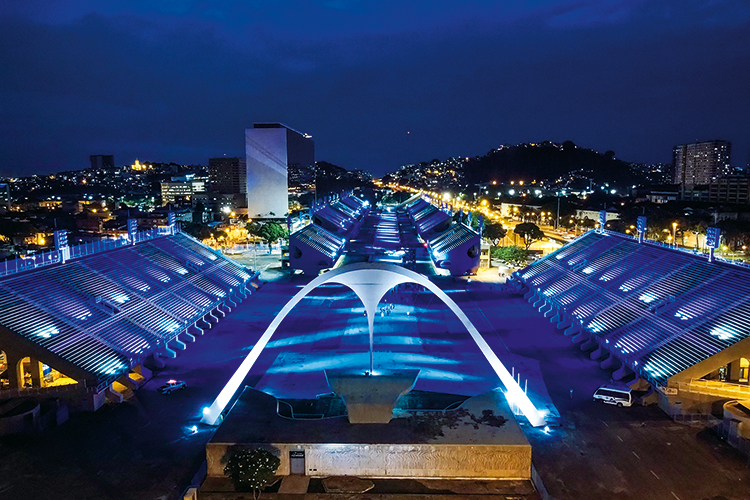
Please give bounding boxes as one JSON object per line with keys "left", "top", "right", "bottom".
{"left": 169, "top": 338, "right": 186, "bottom": 351}
{"left": 572, "top": 332, "right": 589, "bottom": 344}
{"left": 7, "top": 352, "right": 24, "bottom": 389}
{"left": 82, "top": 388, "right": 107, "bottom": 411}
{"left": 580, "top": 339, "right": 597, "bottom": 351}
{"left": 144, "top": 352, "right": 166, "bottom": 369}
{"left": 600, "top": 354, "right": 620, "bottom": 370}
{"left": 549, "top": 308, "right": 561, "bottom": 322}
{"left": 557, "top": 315, "right": 572, "bottom": 330}
{"left": 134, "top": 364, "right": 152, "bottom": 380}
{"left": 613, "top": 364, "right": 633, "bottom": 381}
{"left": 590, "top": 346, "right": 607, "bottom": 360}
{"left": 105, "top": 385, "right": 124, "bottom": 403}
{"left": 564, "top": 322, "right": 581, "bottom": 336}
{"left": 29, "top": 357, "right": 44, "bottom": 388}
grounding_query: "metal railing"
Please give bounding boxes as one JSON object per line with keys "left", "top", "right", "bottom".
{"left": 0, "top": 381, "right": 84, "bottom": 401}
{"left": 657, "top": 394, "right": 723, "bottom": 427}
{"left": 0, "top": 226, "right": 175, "bottom": 279}
{"left": 678, "top": 378, "right": 750, "bottom": 399}
{"left": 0, "top": 249, "right": 62, "bottom": 277}
{"left": 601, "top": 228, "right": 750, "bottom": 269}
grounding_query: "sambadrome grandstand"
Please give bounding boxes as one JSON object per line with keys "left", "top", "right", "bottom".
{"left": 512, "top": 228, "right": 750, "bottom": 415}
{"left": 0, "top": 225, "right": 258, "bottom": 413}
{"left": 1, "top": 209, "right": 749, "bottom": 428}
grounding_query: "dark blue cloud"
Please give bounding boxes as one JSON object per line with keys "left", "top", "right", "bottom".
{"left": 1, "top": 1, "right": 749, "bottom": 176}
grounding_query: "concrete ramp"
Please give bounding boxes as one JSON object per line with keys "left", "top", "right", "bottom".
{"left": 325, "top": 369, "right": 420, "bottom": 423}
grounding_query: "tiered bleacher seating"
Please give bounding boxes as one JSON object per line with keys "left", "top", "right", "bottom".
{"left": 289, "top": 223, "right": 346, "bottom": 275}
{"left": 404, "top": 197, "right": 479, "bottom": 275}
{"left": 290, "top": 195, "right": 369, "bottom": 275}
{"left": 516, "top": 230, "right": 750, "bottom": 386}
{"left": 0, "top": 232, "right": 255, "bottom": 389}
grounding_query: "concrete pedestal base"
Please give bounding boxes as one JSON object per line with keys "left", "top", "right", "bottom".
{"left": 206, "top": 387, "right": 532, "bottom": 480}
{"left": 325, "top": 369, "right": 419, "bottom": 424}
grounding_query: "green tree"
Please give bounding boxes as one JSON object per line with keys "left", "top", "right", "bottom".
{"left": 224, "top": 448, "right": 280, "bottom": 498}
{"left": 246, "top": 221, "right": 263, "bottom": 239}
{"left": 491, "top": 245, "right": 528, "bottom": 266}
{"left": 483, "top": 222, "right": 507, "bottom": 246}
{"left": 514, "top": 222, "right": 545, "bottom": 250}
{"left": 181, "top": 222, "right": 212, "bottom": 240}
{"left": 247, "top": 221, "right": 288, "bottom": 244}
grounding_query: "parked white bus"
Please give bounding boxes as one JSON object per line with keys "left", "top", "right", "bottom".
{"left": 593, "top": 385, "right": 633, "bottom": 407}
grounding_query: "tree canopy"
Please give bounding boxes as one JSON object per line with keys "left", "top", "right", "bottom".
{"left": 246, "top": 221, "right": 288, "bottom": 243}
{"left": 224, "top": 448, "right": 280, "bottom": 498}
{"left": 514, "top": 222, "right": 545, "bottom": 249}
{"left": 483, "top": 222, "right": 507, "bottom": 246}
{"left": 491, "top": 245, "right": 528, "bottom": 266}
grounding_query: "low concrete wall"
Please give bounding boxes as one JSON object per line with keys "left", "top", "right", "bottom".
{"left": 207, "top": 442, "right": 531, "bottom": 480}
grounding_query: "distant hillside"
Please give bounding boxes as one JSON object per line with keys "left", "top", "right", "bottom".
{"left": 464, "top": 141, "right": 635, "bottom": 184}
{"left": 385, "top": 141, "right": 644, "bottom": 188}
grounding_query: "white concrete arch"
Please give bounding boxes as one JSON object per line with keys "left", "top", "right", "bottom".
{"left": 201, "top": 263, "right": 546, "bottom": 427}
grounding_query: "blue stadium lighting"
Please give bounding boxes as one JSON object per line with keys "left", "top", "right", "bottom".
{"left": 587, "top": 320, "right": 605, "bottom": 333}
{"left": 112, "top": 293, "right": 130, "bottom": 304}
{"left": 710, "top": 326, "right": 736, "bottom": 341}
{"left": 36, "top": 325, "right": 59, "bottom": 338}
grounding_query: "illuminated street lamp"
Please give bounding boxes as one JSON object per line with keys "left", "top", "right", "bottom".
{"left": 672, "top": 222, "right": 678, "bottom": 247}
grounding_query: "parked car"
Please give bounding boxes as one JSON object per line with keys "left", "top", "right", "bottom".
{"left": 158, "top": 379, "right": 187, "bottom": 394}
{"left": 593, "top": 384, "right": 633, "bottom": 407}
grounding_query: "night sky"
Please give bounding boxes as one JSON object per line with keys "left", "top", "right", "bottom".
{"left": 1, "top": 1, "right": 749, "bottom": 177}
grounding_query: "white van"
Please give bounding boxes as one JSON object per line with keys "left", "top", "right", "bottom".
{"left": 593, "top": 385, "right": 633, "bottom": 407}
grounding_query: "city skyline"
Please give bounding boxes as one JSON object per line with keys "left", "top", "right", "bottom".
{"left": 1, "top": 1, "right": 749, "bottom": 176}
